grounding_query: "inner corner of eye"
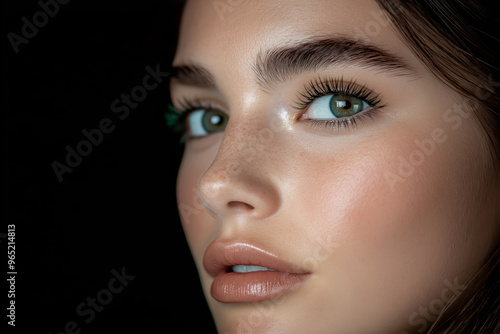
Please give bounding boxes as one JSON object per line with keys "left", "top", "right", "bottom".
{"left": 294, "top": 105, "right": 309, "bottom": 119}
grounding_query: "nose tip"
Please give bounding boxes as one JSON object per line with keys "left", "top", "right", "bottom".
{"left": 198, "top": 163, "right": 280, "bottom": 220}
{"left": 196, "top": 116, "right": 283, "bottom": 221}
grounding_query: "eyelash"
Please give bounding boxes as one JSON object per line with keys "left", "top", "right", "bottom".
{"left": 293, "top": 77, "right": 386, "bottom": 131}
{"left": 165, "top": 77, "right": 386, "bottom": 137}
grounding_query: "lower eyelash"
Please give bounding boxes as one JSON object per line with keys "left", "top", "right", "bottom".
{"left": 304, "top": 108, "right": 377, "bottom": 132}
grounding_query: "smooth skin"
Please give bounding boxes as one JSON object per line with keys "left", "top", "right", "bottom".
{"left": 170, "top": 0, "right": 500, "bottom": 333}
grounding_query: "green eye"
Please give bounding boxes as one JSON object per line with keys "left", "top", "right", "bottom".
{"left": 188, "top": 109, "right": 229, "bottom": 137}
{"left": 329, "top": 95, "right": 368, "bottom": 118}
{"left": 303, "top": 94, "right": 370, "bottom": 120}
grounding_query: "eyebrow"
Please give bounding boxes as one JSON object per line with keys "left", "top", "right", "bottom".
{"left": 170, "top": 37, "right": 416, "bottom": 91}
{"left": 170, "top": 64, "right": 216, "bottom": 88}
{"left": 254, "top": 37, "right": 416, "bottom": 90}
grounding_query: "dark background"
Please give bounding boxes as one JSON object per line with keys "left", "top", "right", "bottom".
{"left": 3, "top": 0, "right": 217, "bottom": 332}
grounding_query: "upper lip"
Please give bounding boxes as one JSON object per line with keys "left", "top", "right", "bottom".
{"left": 203, "top": 240, "right": 310, "bottom": 277}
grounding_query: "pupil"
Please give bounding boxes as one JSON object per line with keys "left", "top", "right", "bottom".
{"left": 336, "top": 100, "right": 351, "bottom": 110}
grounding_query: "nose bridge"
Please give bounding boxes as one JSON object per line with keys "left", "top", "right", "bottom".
{"left": 224, "top": 118, "right": 275, "bottom": 166}
{"left": 198, "top": 117, "right": 282, "bottom": 219}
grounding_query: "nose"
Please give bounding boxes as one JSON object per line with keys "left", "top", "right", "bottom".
{"left": 197, "top": 123, "right": 281, "bottom": 220}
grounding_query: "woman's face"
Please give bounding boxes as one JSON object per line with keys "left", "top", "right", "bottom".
{"left": 170, "top": 0, "right": 500, "bottom": 332}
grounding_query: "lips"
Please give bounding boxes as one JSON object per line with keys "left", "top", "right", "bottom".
{"left": 203, "top": 241, "right": 311, "bottom": 303}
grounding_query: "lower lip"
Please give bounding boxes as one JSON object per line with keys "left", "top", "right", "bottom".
{"left": 211, "top": 271, "right": 310, "bottom": 303}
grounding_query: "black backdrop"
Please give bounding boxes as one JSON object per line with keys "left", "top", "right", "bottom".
{"left": 3, "top": 0, "right": 217, "bottom": 332}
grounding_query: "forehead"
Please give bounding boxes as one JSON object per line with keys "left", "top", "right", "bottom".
{"left": 174, "top": 0, "right": 415, "bottom": 68}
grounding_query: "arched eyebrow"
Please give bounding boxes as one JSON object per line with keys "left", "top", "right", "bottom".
{"left": 253, "top": 37, "right": 417, "bottom": 90}
{"left": 170, "top": 37, "right": 417, "bottom": 91}
{"left": 170, "top": 64, "right": 216, "bottom": 89}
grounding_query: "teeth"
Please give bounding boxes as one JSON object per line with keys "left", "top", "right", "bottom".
{"left": 232, "top": 265, "right": 276, "bottom": 273}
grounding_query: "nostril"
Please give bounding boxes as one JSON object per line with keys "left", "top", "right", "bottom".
{"left": 227, "top": 201, "right": 255, "bottom": 210}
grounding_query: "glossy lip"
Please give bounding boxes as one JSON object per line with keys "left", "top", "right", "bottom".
{"left": 203, "top": 241, "right": 311, "bottom": 303}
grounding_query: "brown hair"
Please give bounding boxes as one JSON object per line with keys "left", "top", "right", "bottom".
{"left": 375, "top": 0, "right": 500, "bottom": 164}
{"left": 374, "top": 0, "right": 500, "bottom": 332}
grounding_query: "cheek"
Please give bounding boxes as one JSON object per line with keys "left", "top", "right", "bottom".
{"left": 297, "top": 113, "right": 495, "bottom": 323}
{"left": 322, "top": 134, "right": 452, "bottom": 268}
